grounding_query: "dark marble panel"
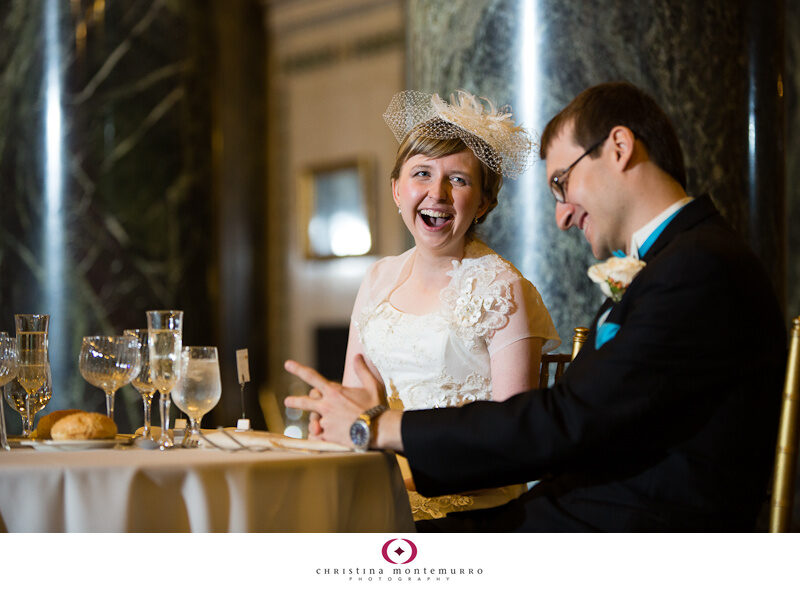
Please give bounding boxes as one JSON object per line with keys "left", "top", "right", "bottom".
{"left": 408, "top": 0, "right": 787, "bottom": 350}
{"left": 0, "top": 0, "right": 222, "bottom": 434}
{"left": 787, "top": 0, "right": 800, "bottom": 319}
{"left": 780, "top": 0, "right": 799, "bottom": 534}
{"left": 744, "top": 0, "right": 786, "bottom": 311}
{"left": 206, "top": 0, "right": 269, "bottom": 432}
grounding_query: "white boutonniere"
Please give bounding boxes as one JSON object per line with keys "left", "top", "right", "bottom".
{"left": 587, "top": 256, "right": 646, "bottom": 303}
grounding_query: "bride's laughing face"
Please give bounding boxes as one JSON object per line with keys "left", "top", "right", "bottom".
{"left": 392, "top": 150, "right": 488, "bottom": 257}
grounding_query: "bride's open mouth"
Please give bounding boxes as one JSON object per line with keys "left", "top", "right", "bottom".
{"left": 418, "top": 208, "right": 454, "bottom": 229}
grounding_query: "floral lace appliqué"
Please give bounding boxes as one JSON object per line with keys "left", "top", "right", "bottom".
{"left": 408, "top": 483, "right": 526, "bottom": 520}
{"left": 402, "top": 369, "right": 490, "bottom": 410}
{"left": 409, "top": 491, "right": 474, "bottom": 520}
{"left": 439, "top": 244, "right": 515, "bottom": 350}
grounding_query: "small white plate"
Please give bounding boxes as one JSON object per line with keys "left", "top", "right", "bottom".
{"left": 31, "top": 437, "right": 131, "bottom": 451}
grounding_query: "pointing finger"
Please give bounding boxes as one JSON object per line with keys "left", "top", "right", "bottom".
{"left": 284, "top": 359, "right": 329, "bottom": 391}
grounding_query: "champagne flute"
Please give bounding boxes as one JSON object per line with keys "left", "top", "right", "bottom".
{"left": 78, "top": 335, "right": 142, "bottom": 421}
{"left": 172, "top": 346, "right": 221, "bottom": 445}
{"left": 146, "top": 310, "right": 184, "bottom": 449}
{"left": 13, "top": 314, "right": 53, "bottom": 437}
{"left": 124, "top": 329, "right": 157, "bottom": 439}
{"left": 0, "top": 335, "right": 18, "bottom": 450}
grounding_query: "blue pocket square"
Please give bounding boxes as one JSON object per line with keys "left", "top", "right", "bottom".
{"left": 595, "top": 322, "right": 621, "bottom": 349}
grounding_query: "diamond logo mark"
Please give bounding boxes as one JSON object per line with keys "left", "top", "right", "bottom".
{"left": 381, "top": 538, "right": 418, "bottom": 564}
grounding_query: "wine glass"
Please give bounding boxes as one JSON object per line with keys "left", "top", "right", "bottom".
{"left": 13, "top": 314, "right": 53, "bottom": 437}
{"left": 172, "top": 346, "right": 221, "bottom": 445}
{"left": 146, "top": 310, "right": 184, "bottom": 449}
{"left": 78, "top": 335, "right": 142, "bottom": 421}
{"left": 0, "top": 335, "right": 18, "bottom": 450}
{"left": 124, "top": 329, "right": 157, "bottom": 439}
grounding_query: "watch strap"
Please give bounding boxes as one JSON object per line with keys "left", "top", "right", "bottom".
{"left": 361, "top": 404, "right": 388, "bottom": 421}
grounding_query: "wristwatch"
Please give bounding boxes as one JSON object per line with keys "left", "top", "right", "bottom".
{"left": 349, "top": 404, "right": 388, "bottom": 451}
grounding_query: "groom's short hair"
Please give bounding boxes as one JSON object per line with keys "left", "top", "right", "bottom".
{"left": 540, "top": 82, "right": 687, "bottom": 190}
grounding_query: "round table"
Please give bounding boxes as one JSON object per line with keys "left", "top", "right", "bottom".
{"left": 0, "top": 443, "right": 414, "bottom": 532}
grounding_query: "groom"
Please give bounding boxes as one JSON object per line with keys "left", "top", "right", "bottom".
{"left": 285, "top": 82, "right": 786, "bottom": 531}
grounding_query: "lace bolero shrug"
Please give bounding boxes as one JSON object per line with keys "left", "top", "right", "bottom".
{"left": 349, "top": 240, "right": 560, "bottom": 410}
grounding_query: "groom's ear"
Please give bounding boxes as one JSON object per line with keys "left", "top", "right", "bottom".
{"left": 609, "top": 125, "right": 636, "bottom": 171}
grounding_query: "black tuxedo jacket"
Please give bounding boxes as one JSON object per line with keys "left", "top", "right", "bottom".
{"left": 402, "top": 196, "right": 786, "bottom": 531}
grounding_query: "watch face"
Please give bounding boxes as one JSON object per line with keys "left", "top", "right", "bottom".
{"left": 350, "top": 420, "right": 369, "bottom": 449}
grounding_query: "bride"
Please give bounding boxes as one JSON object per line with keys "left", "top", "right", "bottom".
{"left": 341, "top": 90, "right": 559, "bottom": 521}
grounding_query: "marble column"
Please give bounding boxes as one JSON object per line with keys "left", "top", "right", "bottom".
{"left": 787, "top": 0, "right": 800, "bottom": 320}
{"left": 745, "top": 0, "right": 786, "bottom": 311}
{"left": 408, "top": 0, "right": 788, "bottom": 348}
{"left": 0, "top": 0, "right": 267, "bottom": 433}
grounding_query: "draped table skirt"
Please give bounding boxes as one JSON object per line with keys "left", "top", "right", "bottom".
{"left": 0, "top": 446, "right": 414, "bottom": 532}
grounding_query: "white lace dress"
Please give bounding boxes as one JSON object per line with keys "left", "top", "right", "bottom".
{"left": 347, "top": 239, "right": 560, "bottom": 520}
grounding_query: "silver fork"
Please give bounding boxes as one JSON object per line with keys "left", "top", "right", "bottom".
{"left": 180, "top": 422, "right": 199, "bottom": 448}
{"left": 181, "top": 436, "right": 199, "bottom": 448}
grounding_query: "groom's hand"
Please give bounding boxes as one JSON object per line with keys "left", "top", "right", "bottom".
{"left": 284, "top": 354, "right": 384, "bottom": 446}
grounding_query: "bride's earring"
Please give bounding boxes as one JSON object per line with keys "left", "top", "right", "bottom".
{"left": 398, "top": 207, "right": 402, "bottom": 214}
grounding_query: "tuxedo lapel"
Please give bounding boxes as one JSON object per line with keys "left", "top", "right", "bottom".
{"left": 641, "top": 195, "right": 717, "bottom": 263}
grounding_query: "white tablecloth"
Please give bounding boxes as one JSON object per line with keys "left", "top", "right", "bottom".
{"left": 0, "top": 445, "right": 414, "bottom": 532}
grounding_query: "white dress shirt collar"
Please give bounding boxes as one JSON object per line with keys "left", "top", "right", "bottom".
{"left": 629, "top": 196, "right": 694, "bottom": 259}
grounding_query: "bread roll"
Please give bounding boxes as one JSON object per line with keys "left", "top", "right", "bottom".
{"left": 33, "top": 409, "right": 83, "bottom": 439}
{"left": 50, "top": 411, "right": 117, "bottom": 440}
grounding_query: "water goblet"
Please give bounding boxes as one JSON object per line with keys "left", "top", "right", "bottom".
{"left": 3, "top": 379, "right": 49, "bottom": 438}
{"left": 124, "top": 329, "right": 157, "bottom": 439}
{"left": 172, "top": 346, "right": 221, "bottom": 445}
{"left": 13, "top": 314, "right": 53, "bottom": 437}
{"left": 0, "top": 335, "right": 18, "bottom": 450}
{"left": 79, "top": 335, "right": 141, "bottom": 421}
{"left": 146, "top": 310, "right": 184, "bottom": 449}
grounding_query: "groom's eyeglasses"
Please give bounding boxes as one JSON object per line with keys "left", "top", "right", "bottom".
{"left": 549, "top": 137, "right": 607, "bottom": 203}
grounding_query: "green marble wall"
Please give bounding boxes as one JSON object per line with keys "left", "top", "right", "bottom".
{"left": 408, "top": 0, "right": 789, "bottom": 350}
{"left": 0, "top": 0, "right": 266, "bottom": 434}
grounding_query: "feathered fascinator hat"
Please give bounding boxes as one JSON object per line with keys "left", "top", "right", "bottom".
{"left": 383, "top": 89, "right": 533, "bottom": 179}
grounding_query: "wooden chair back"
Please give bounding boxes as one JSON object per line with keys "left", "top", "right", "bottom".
{"left": 539, "top": 327, "right": 588, "bottom": 388}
